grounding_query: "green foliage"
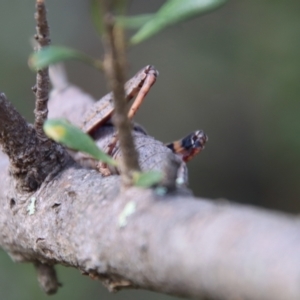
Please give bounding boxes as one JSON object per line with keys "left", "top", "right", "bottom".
{"left": 29, "top": 46, "right": 102, "bottom": 70}
{"left": 116, "top": 14, "right": 154, "bottom": 29}
{"left": 89, "top": 0, "right": 228, "bottom": 45}
{"left": 90, "top": 0, "right": 104, "bottom": 36}
{"left": 132, "top": 171, "right": 163, "bottom": 188}
{"left": 44, "top": 119, "right": 117, "bottom": 166}
{"left": 130, "top": 0, "right": 228, "bottom": 44}
{"left": 29, "top": 1, "right": 227, "bottom": 69}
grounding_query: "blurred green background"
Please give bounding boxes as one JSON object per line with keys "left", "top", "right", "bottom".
{"left": 1, "top": 0, "right": 300, "bottom": 299}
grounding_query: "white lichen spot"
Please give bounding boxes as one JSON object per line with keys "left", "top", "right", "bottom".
{"left": 155, "top": 186, "right": 168, "bottom": 196}
{"left": 176, "top": 176, "right": 185, "bottom": 186}
{"left": 118, "top": 201, "right": 137, "bottom": 228}
{"left": 27, "top": 197, "right": 37, "bottom": 215}
{"left": 83, "top": 173, "right": 90, "bottom": 180}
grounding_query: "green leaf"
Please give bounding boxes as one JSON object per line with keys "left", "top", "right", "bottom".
{"left": 130, "top": 0, "right": 228, "bottom": 45}
{"left": 116, "top": 14, "right": 154, "bottom": 29}
{"left": 44, "top": 119, "right": 117, "bottom": 166}
{"left": 133, "top": 171, "right": 163, "bottom": 188}
{"left": 29, "top": 46, "right": 102, "bottom": 70}
{"left": 90, "top": 0, "right": 104, "bottom": 36}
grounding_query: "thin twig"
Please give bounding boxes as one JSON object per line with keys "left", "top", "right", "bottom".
{"left": 102, "top": 1, "right": 141, "bottom": 186}
{"left": 33, "top": 0, "right": 51, "bottom": 141}
{"left": 0, "top": 1, "right": 69, "bottom": 193}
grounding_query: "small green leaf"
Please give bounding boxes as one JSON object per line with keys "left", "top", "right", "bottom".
{"left": 130, "top": 0, "right": 228, "bottom": 45}
{"left": 133, "top": 171, "right": 163, "bottom": 188}
{"left": 90, "top": 0, "right": 104, "bottom": 36}
{"left": 44, "top": 119, "right": 117, "bottom": 166}
{"left": 116, "top": 14, "right": 154, "bottom": 29}
{"left": 29, "top": 46, "right": 102, "bottom": 70}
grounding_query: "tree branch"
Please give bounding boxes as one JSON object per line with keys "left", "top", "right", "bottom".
{"left": 1, "top": 3, "right": 299, "bottom": 299}
{"left": 0, "top": 0, "right": 69, "bottom": 194}
{"left": 0, "top": 77, "right": 300, "bottom": 299}
{"left": 0, "top": 152, "right": 300, "bottom": 300}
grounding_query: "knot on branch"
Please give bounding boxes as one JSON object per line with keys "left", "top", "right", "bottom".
{"left": 0, "top": 93, "right": 68, "bottom": 193}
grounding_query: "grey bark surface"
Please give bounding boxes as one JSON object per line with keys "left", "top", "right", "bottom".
{"left": 1, "top": 154, "right": 300, "bottom": 300}
{"left": 0, "top": 79, "right": 300, "bottom": 300}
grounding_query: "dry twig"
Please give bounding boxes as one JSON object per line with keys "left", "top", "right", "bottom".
{"left": 102, "top": 1, "right": 141, "bottom": 185}
{"left": 33, "top": 0, "right": 51, "bottom": 140}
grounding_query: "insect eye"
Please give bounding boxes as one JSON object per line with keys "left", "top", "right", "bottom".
{"left": 192, "top": 135, "right": 197, "bottom": 142}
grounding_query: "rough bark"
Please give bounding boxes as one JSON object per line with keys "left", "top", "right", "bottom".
{"left": 1, "top": 154, "right": 300, "bottom": 300}
{"left": 0, "top": 81, "right": 300, "bottom": 300}
{"left": 0, "top": 93, "right": 67, "bottom": 193}
{"left": 33, "top": 0, "right": 51, "bottom": 141}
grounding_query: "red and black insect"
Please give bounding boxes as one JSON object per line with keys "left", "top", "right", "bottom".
{"left": 80, "top": 65, "right": 208, "bottom": 167}
{"left": 166, "top": 130, "right": 208, "bottom": 162}
{"left": 49, "top": 65, "right": 208, "bottom": 182}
